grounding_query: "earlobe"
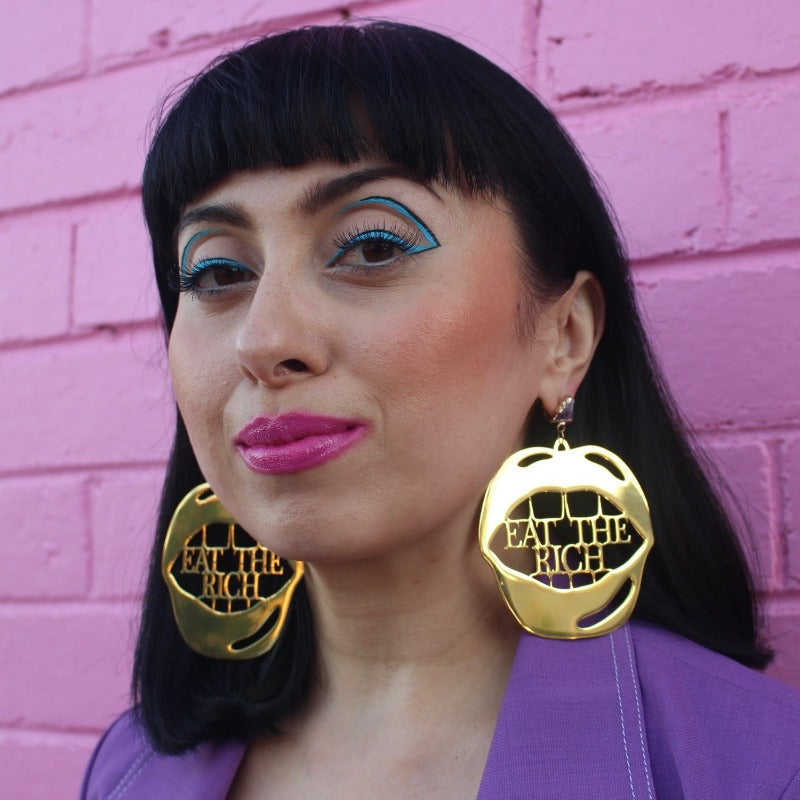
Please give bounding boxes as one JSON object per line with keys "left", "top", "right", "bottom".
{"left": 538, "top": 271, "right": 605, "bottom": 413}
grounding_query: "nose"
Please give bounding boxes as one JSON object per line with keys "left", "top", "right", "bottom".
{"left": 235, "top": 277, "right": 329, "bottom": 389}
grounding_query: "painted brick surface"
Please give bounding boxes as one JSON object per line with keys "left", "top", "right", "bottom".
{"left": 0, "top": 476, "right": 90, "bottom": 598}
{"left": 89, "top": 0, "right": 386, "bottom": 66}
{"left": 767, "top": 611, "right": 800, "bottom": 690}
{"left": 540, "top": 0, "right": 800, "bottom": 99}
{"left": 0, "top": 605, "right": 137, "bottom": 729}
{"left": 0, "top": 51, "right": 212, "bottom": 211}
{"left": 727, "top": 80, "right": 800, "bottom": 246}
{"left": 563, "top": 101, "right": 723, "bottom": 258}
{"left": 73, "top": 197, "right": 159, "bottom": 327}
{"left": 635, "top": 256, "right": 800, "bottom": 429}
{"left": 0, "top": 0, "right": 86, "bottom": 94}
{"left": 0, "top": 731, "right": 97, "bottom": 800}
{"left": 372, "top": 0, "right": 534, "bottom": 76}
{"left": 89, "top": 468, "right": 165, "bottom": 599}
{"left": 0, "top": 332, "right": 172, "bottom": 472}
{"left": 0, "top": 216, "right": 72, "bottom": 342}
{"left": 1, "top": 3, "right": 799, "bottom": 796}
{"left": 705, "top": 440, "right": 775, "bottom": 592}
{"left": 784, "top": 438, "right": 800, "bottom": 590}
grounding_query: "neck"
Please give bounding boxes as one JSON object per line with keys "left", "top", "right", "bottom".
{"left": 298, "top": 525, "right": 520, "bottom": 724}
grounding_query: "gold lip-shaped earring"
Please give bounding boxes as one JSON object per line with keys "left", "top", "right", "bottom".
{"left": 479, "top": 397, "right": 654, "bottom": 639}
{"left": 162, "top": 483, "right": 304, "bottom": 659}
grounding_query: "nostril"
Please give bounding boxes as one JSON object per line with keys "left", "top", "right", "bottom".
{"left": 277, "top": 358, "right": 309, "bottom": 374}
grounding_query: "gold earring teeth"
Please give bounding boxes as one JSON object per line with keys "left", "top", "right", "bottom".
{"left": 479, "top": 395, "right": 654, "bottom": 640}
{"left": 162, "top": 483, "right": 304, "bottom": 660}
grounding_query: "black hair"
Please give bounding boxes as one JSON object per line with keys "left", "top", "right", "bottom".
{"left": 134, "top": 21, "right": 771, "bottom": 754}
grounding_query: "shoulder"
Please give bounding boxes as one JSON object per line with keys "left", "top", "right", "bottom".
{"left": 80, "top": 711, "right": 154, "bottom": 800}
{"left": 629, "top": 621, "right": 800, "bottom": 799}
{"left": 80, "top": 709, "right": 246, "bottom": 800}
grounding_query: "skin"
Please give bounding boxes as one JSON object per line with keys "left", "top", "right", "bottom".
{"left": 169, "top": 161, "right": 604, "bottom": 799}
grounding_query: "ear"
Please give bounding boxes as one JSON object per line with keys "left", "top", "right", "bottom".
{"left": 536, "top": 270, "right": 605, "bottom": 416}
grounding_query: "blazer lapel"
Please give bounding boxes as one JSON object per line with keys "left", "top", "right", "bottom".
{"left": 477, "top": 624, "right": 655, "bottom": 799}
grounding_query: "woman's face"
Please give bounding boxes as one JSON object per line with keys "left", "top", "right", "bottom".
{"left": 169, "top": 161, "right": 561, "bottom": 563}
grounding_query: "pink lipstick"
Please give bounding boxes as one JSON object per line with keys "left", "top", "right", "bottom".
{"left": 235, "top": 412, "right": 368, "bottom": 475}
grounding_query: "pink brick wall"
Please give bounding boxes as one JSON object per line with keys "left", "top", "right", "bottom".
{"left": 1, "top": 3, "right": 798, "bottom": 796}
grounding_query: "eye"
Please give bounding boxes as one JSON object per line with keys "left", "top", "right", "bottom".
{"left": 360, "top": 237, "right": 405, "bottom": 265}
{"left": 179, "top": 257, "right": 256, "bottom": 295}
{"left": 329, "top": 228, "right": 420, "bottom": 270}
{"left": 328, "top": 197, "right": 440, "bottom": 272}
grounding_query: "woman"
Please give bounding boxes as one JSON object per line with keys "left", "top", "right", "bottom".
{"left": 81, "top": 21, "right": 800, "bottom": 799}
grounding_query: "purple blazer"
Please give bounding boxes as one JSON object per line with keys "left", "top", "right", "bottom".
{"left": 81, "top": 622, "right": 800, "bottom": 799}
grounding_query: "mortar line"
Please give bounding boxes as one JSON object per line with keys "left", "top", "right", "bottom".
{"left": 81, "top": 0, "right": 93, "bottom": 72}
{"left": 0, "top": 319, "right": 164, "bottom": 354}
{"left": 82, "top": 473, "right": 96, "bottom": 598}
{"left": 552, "top": 65, "right": 800, "bottom": 118}
{"left": 67, "top": 223, "right": 78, "bottom": 332}
{"left": 717, "top": 108, "right": 733, "bottom": 240}
{"left": 630, "top": 237, "right": 800, "bottom": 270}
{"left": 0, "top": 725, "right": 104, "bottom": 742}
{"left": 771, "top": 440, "right": 791, "bottom": 589}
{"left": 763, "top": 439, "right": 787, "bottom": 590}
{"left": 0, "top": 598, "right": 141, "bottom": 611}
{"left": 0, "top": 187, "right": 143, "bottom": 223}
{"left": 519, "top": 0, "right": 542, "bottom": 90}
{"left": 0, "top": 460, "right": 168, "bottom": 482}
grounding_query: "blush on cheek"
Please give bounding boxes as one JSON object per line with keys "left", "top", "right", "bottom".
{"left": 420, "top": 282, "right": 521, "bottom": 368}
{"left": 365, "top": 290, "right": 525, "bottom": 431}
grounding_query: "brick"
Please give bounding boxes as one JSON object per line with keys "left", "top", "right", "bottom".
{"left": 90, "top": 468, "right": 165, "bottom": 599}
{"left": 563, "top": 102, "right": 722, "bottom": 258}
{"left": 89, "top": 0, "right": 387, "bottom": 65}
{"left": 0, "top": 330, "right": 173, "bottom": 472}
{"left": 0, "top": 476, "right": 89, "bottom": 599}
{"left": 783, "top": 438, "right": 800, "bottom": 590}
{"left": 0, "top": 731, "right": 97, "bottom": 800}
{"left": 0, "top": 0, "right": 85, "bottom": 94}
{"left": 765, "top": 610, "right": 800, "bottom": 691}
{"left": 704, "top": 441, "right": 775, "bottom": 592}
{"left": 0, "top": 218, "right": 71, "bottom": 343}
{"left": 0, "top": 604, "right": 137, "bottom": 729}
{"left": 73, "top": 197, "right": 160, "bottom": 327}
{"left": 635, "top": 255, "right": 800, "bottom": 429}
{"left": 540, "top": 0, "right": 800, "bottom": 99}
{"left": 727, "top": 81, "right": 800, "bottom": 245}
{"left": 0, "top": 50, "right": 211, "bottom": 211}
{"left": 371, "top": 0, "right": 532, "bottom": 76}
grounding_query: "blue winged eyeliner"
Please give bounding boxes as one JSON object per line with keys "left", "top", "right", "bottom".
{"left": 179, "top": 228, "right": 253, "bottom": 293}
{"left": 327, "top": 196, "right": 439, "bottom": 267}
{"left": 180, "top": 228, "right": 224, "bottom": 278}
{"left": 339, "top": 197, "right": 439, "bottom": 248}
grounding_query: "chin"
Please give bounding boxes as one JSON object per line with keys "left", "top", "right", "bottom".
{"left": 232, "top": 508, "right": 354, "bottom": 562}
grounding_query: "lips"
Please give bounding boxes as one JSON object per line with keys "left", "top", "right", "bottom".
{"left": 235, "top": 412, "right": 368, "bottom": 475}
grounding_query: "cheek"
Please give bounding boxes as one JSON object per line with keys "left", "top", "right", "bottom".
{"left": 168, "top": 312, "right": 236, "bottom": 437}
{"left": 358, "top": 269, "right": 531, "bottom": 425}
{"left": 399, "top": 266, "right": 522, "bottom": 371}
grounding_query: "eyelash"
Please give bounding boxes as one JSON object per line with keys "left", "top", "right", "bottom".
{"left": 328, "top": 223, "right": 423, "bottom": 269}
{"left": 174, "top": 257, "right": 253, "bottom": 296}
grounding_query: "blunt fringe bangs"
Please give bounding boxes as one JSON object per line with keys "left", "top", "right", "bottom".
{"left": 136, "top": 21, "right": 771, "bottom": 754}
{"left": 144, "top": 21, "right": 596, "bottom": 328}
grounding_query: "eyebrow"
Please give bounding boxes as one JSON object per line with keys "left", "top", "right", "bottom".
{"left": 297, "top": 166, "right": 441, "bottom": 215}
{"left": 176, "top": 203, "right": 253, "bottom": 240}
{"left": 175, "top": 166, "right": 441, "bottom": 243}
